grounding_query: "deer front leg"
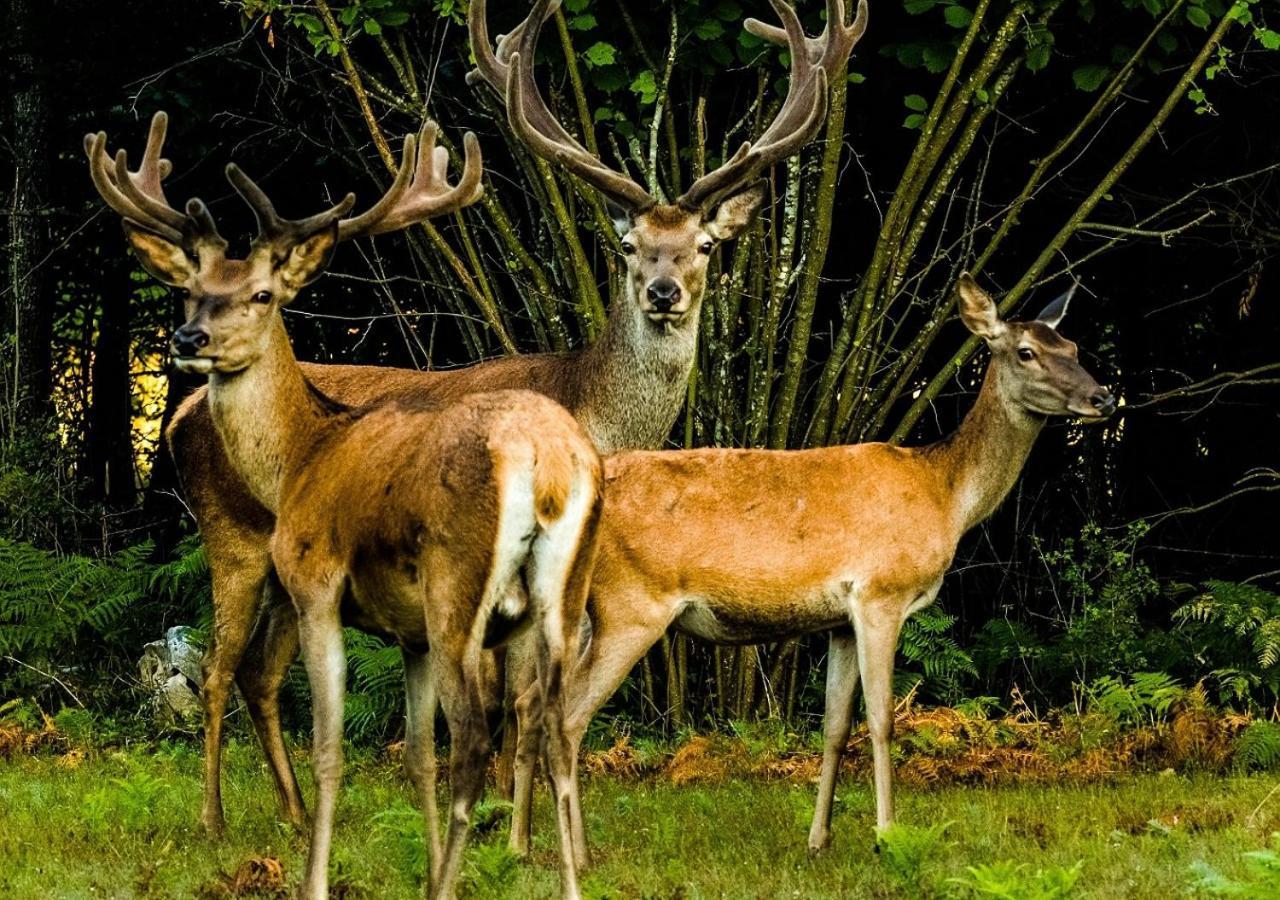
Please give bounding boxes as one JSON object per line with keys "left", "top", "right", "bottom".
{"left": 561, "top": 615, "right": 672, "bottom": 869}
{"left": 200, "top": 547, "right": 273, "bottom": 838}
{"left": 292, "top": 585, "right": 347, "bottom": 900}
{"left": 402, "top": 648, "right": 443, "bottom": 891}
{"left": 809, "top": 628, "right": 860, "bottom": 852}
{"left": 853, "top": 604, "right": 904, "bottom": 831}
{"left": 236, "top": 582, "right": 307, "bottom": 831}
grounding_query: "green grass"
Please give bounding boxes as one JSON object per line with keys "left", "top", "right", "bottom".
{"left": 2, "top": 739, "right": 1280, "bottom": 898}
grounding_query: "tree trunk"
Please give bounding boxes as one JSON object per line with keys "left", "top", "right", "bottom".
{"left": 5, "top": 0, "right": 52, "bottom": 422}
{"left": 86, "top": 284, "right": 136, "bottom": 511}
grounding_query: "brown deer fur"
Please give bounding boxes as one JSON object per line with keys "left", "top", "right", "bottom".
{"left": 99, "top": 119, "right": 600, "bottom": 898}
{"left": 509, "top": 274, "right": 1116, "bottom": 856}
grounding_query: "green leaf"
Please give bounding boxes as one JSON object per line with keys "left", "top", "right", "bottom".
{"left": 1258, "top": 28, "right": 1280, "bottom": 50}
{"left": 848, "top": 71, "right": 866, "bottom": 84}
{"left": 943, "top": 5, "right": 973, "bottom": 28}
{"left": 1187, "top": 6, "right": 1212, "bottom": 27}
{"left": 1156, "top": 31, "right": 1178, "bottom": 53}
{"left": 378, "top": 11, "right": 410, "bottom": 27}
{"left": 1072, "top": 64, "right": 1111, "bottom": 92}
{"left": 903, "top": 93, "right": 928, "bottom": 112}
{"left": 903, "top": 113, "right": 926, "bottom": 130}
{"left": 568, "top": 14, "right": 597, "bottom": 31}
{"left": 1141, "top": 0, "right": 1163, "bottom": 16}
{"left": 363, "top": 18, "right": 382, "bottom": 35}
{"left": 921, "top": 44, "right": 953, "bottom": 73}
{"left": 904, "top": 0, "right": 937, "bottom": 13}
{"left": 564, "top": 0, "right": 590, "bottom": 11}
{"left": 582, "top": 41, "right": 617, "bottom": 68}
{"left": 630, "top": 69, "right": 658, "bottom": 105}
{"left": 694, "top": 19, "right": 725, "bottom": 40}
{"left": 1026, "top": 44, "right": 1052, "bottom": 72}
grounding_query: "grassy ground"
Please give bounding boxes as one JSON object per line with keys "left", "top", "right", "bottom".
{"left": 2, "top": 739, "right": 1279, "bottom": 898}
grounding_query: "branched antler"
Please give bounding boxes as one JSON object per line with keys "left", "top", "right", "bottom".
{"left": 470, "top": 0, "right": 866, "bottom": 212}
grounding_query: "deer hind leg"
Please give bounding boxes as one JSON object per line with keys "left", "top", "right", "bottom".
{"left": 852, "top": 600, "right": 907, "bottom": 831}
{"left": 402, "top": 647, "right": 443, "bottom": 892}
{"left": 236, "top": 578, "right": 307, "bottom": 831}
{"left": 199, "top": 542, "right": 273, "bottom": 838}
{"left": 809, "top": 628, "right": 860, "bottom": 853}
{"left": 430, "top": 642, "right": 491, "bottom": 900}
{"left": 507, "top": 641, "right": 543, "bottom": 858}
{"left": 285, "top": 575, "right": 347, "bottom": 900}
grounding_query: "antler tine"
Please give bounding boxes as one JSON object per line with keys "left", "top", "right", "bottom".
{"left": 225, "top": 163, "right": 356, "bottom": 246}
{"left": 507, "top": 52, "right": 655, "bottom": 211}
{"left": 84, "top": 112, "right": 191, "bottom": 243}
{"left": 471, "top": 0, "right": 653, "bottom": 210}
{"left": 678, "top": 0, "right": 865, "bottom": 210}
{"left": 465, "top": 0, "right": 561, "bottom": 92}
{"left": 744, "top": 0, "right": 869, "bottom": 73}
{"left": 338, "top": 121, "right": 486, "bottom": 241}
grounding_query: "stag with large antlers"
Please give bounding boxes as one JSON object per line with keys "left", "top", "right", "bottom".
{"left": 88, "top": 113, "right": 600, "bottom": 899}
{"left": 469, "top": 0, "right": 866, "bottom": 862}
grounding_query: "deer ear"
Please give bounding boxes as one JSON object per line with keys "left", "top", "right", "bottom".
{"left": 956, "top": 272, "right": 1006, "bottom": 340}
{"left": 705, "top": 180, "right": 766, "bottom": 241}
{"left": 1034, "top": 282, "right": 1077, "bottom": 330}
{"left": 605, "top": 199, "right": 633, "bottom": 237}
{"left": 123, "top": 221, "right": 194, "bottom": 287}
{"left": 277, "top": 222, "right": 339, "bottom": 290}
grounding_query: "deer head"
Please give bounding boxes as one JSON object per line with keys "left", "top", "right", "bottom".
{"left": 956, "top": 273, "right": 1116, "bottom": 420}
{"left": 86, "top": 113, "right": 483, "bottom": 375}
{"left": 469, "top": 0, "right": 867, "bottom": 327}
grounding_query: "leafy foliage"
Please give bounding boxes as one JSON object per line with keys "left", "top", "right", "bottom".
{"left": 875, "top": 820, "right": 953, "bottom": 886}
{"left": 1174, "top": 581, "right": 1280, "bottom": 704}
{"left": 950, "top": 859, "right": 1083, "bottom": 899}
{"left": 1192, "top": 833, "right": 1280, "bottom": 897}
{"left": 900, "top": 607, "right": 977, "bottom": 703}
{"left": 1232, "top": 721, "right": 1280, "bottom": 772}
{"left": 1085, "top": 672, "right": 1186, "bottom": 727}
{"left": 0, "top": 536, "right": 208, "bottom": 697}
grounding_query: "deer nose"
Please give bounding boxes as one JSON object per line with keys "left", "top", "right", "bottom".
{"left": 1089, "top": 388, "right": 1116, "bottom": 416}
{"left": 172, "top": 325, "right": 210, "bottom": 356}
{"left": 646, "top": 278, "right": 682, "bottom": 312}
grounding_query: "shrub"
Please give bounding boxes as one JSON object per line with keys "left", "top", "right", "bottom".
{"left": 1191, "top": 833, "right": 1280, "bottom": 897}
{"left": 950, "top": 859, "right": 1083, "bottom": 899}
{"left": 1175, "top": 580, "right": 1280, "bottom": 706}
{"left": 875, "top": 821, "right": 952, "bottom": 887}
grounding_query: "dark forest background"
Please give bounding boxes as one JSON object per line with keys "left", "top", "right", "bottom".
{"left": 1, "top": 0, "right": 1277, "bottom": 741}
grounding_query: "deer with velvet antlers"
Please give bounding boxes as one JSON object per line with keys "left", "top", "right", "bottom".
{"left": 86, "top": 0, "right": 865, "bottom": 848}
{"left": 87, "top": 115, "right": 599, "bottom": 900}
{"left": 510, "top": 274, "right": 1116, "bottom": 857}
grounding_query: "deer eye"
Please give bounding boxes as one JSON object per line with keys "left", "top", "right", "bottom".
{"left": 698, "top": 240, "right": 715, "bottom": 255}
{"left": 1017, "top": 347, "right": 1036, "bottom": 362}
{"left": 620, "top": 241, "right": 636, "bottom": 256}
{"left": 252, "top": 291, "right": 273, "bottom": 305}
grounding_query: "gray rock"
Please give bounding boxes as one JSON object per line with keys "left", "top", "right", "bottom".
{"left": 139, "top": 626, "right": 205, "bottom": 727}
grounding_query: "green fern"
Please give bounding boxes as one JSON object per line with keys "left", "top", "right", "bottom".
{"left": 1234, "top": 721, "right": 1280, "bottom": 772}
{"left": 1175, "top": 581, "right": 1280, "bottom": 705}
{"left": 1086, "top": 672, "right": 1184, "bottom": 727}
{"left": 900, "top": 607, "right": 977, "bottom": 703}
{"left": 0, "top": 535, "right": 210, "bottom": 696}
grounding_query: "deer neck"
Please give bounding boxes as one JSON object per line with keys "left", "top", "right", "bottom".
{"left": 205, "top": 317, "right": 329, "bottom": 512}
{"left": 933, "top": 360, "right": 1044, "bottom": 533}
{"left": 576, "top": 284, "right": 700, "bottom": 452}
